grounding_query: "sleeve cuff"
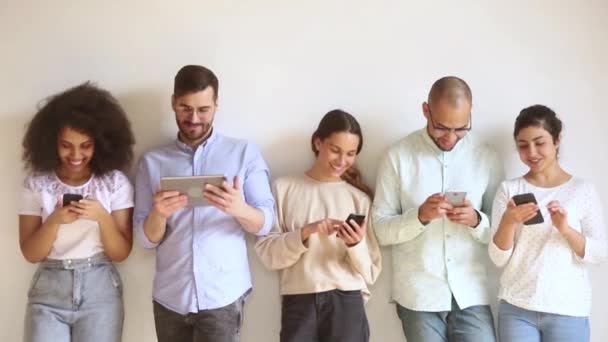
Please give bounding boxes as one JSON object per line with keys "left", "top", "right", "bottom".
{"left": 134, "top": 219, "right": 160, "bottom": 249}
{"left": 347, "top": 237, "right": 370, "bottom": 261}
{"left": 285, "top": 229, "right": 308, "bottom": 254}
{"left": 468, "top": 210, "right": 491, "bottom": 243}
{"left": 489, "top": 240, "right": 512, "bottom": 267}
{"left": 253, "top": 205, "right": 274, "bottom": 237}
{"left": 578, "top": 237, "right": 607, "bottom": 264}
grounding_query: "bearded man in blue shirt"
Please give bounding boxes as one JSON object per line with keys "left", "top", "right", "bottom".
{"left": 134, "top": 65, "right": 275, "bottom": 342}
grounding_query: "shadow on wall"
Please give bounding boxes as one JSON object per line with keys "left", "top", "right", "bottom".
{"left": 114, "top": 89, "right": 172, "bottom": 341}
{"left": 263, "top": 130, "right": 313, "bottom": 181}
{"left": 117, "top": 88, "right": 173, "bottom": 178}
{"left": 0, "top": 113, "right": 41, "bottom": 342}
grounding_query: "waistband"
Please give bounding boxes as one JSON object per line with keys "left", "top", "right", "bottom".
{"left": 40, "top": 253, "right": 112, "bottom": 270}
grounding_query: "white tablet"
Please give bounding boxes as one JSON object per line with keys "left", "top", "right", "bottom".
{"left": 160, "top": 175, "right": 227, "bottom": 207}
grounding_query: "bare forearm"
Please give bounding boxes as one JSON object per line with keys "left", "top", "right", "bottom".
{"left": 143, "top": 210, "right": 167, "bottom": 244}
{"left": 20, "top": 222, "right": 59, "bottom": 263}
{"left": 235, "top": 205, "right": 265, "bottom": 234}
{"left": 561, "top": 227, "right": 586, "bottom": 258}
{"left": 493, "top": 217, "right": 517, "bottom": 250}
{"left": 98, "top": 214, "right": 132, "bottom": 262}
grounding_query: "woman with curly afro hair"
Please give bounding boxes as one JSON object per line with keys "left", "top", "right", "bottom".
{"left": 18, "top": 82, "right": 135, "bottom": 342}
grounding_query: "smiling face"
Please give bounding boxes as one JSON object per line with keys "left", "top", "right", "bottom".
{"left": 515, "top": 125, "right": 560, "bottom": 173}
{"left": 172, "top": 86, "right": 217, "bottom": 147}
{"left": 56, "top": 126, "right": 95, "bottom": 176}
{"left": 423, "top": 99, "right": 472, "bottom": 152}
{"left": 313, "top": 131, "right": 360, "bottom": 181}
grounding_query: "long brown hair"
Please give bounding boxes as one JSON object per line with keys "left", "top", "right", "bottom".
{"left": 311, "top": 109, "right": 373, "bottom": 198}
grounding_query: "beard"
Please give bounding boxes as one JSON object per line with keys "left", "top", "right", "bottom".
{"left": 177, "top": 121, "right": 213, "bottom": 144}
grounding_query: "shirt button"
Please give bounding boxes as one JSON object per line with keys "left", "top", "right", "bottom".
{"left": 447, "top": 258, "right": 451, "bottom": 262}
{"left": 446, "top": 234, "right": 451, "bottom": 238}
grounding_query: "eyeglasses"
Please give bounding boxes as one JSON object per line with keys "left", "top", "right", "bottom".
{"left": 176, "top": 105, "right": 213, "bottom": 117}
{"left": 428, "top": 110, "right": 472, "bottom": 138}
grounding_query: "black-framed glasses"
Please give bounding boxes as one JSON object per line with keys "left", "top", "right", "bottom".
{"left": 428, "top": 110, "right": 472, "bottom": 138}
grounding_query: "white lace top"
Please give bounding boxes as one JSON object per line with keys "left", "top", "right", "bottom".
{"left": 489, "top": 177, "right": 607, "bottom": 316}
{"left": 18, "top": 170, "right": 134, "bottom": 260}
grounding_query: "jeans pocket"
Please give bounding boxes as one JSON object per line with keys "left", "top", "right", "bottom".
{"left": 27, "top": 268, "right": 43, "bottom": 298}
{"left": 107, "top": 265, "right": 123, "bottom": 297}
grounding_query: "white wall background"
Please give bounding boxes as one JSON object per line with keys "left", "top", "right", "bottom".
{"left": 1, "top": 1, "right": 607, "bottom": 341}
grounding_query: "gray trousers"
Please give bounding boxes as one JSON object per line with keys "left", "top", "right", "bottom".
{"left": 280, "top": 289, "right": 370, "bottom": 342}
{"left": 153, "top": 291, "right": 247, "bottom": 342}
{"left": 24, "top": 253, "right": 124, "bottom": 342}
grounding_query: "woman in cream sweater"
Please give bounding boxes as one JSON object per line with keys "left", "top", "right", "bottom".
{"left": 256, "top": 109, "right": 382, "bottom": 342}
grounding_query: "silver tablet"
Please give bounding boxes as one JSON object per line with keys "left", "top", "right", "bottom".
{"left": 160, "top": 175, "right": 227, "bottom": 207}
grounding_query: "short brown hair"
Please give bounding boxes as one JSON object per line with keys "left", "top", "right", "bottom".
{"left": 174, "top": 65, "right": 219, "bottom": 100}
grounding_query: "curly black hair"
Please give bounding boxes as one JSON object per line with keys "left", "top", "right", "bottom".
{"left": 22, "top": 82, "right": 135, "bottom": 174}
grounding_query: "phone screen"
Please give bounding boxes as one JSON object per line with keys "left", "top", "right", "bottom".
{"left": 445, "top": 191, "right": 467, "bottom": 207}
{"left": 63, "top": 194, "right": 83, "bottom": 207}
{"left": 345, "top": 214, "right": 365, "bottom": 226}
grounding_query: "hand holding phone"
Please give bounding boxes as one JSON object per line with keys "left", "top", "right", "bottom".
{"left": 512, "top": 193, "right": 544, "bottom": 225}
{"left": 340, "top": 213, "right": 366, "bottom": 246}
{"left": 62, "top": 193, "right": 83, "bottom": 207}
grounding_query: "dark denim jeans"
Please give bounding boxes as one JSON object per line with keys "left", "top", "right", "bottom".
{"left": 280, "top": 289, "right": 369, "bottom": 342}
{"left": 153, "top": 291, "right": 248, "bottom": 342}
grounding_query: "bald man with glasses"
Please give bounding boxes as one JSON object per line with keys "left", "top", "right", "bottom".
{"left": 372, "top": 76, "right": 503, "bottom": 342}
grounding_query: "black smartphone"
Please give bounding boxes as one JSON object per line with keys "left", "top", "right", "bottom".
{"left": 63, "top": 193, "right": 83, "bottom": 207}
{"left": 345, "top": 214, "right": 366, "bottom": 227}
{"left": 512, "top": 193, "right": 544, "bottom": 225}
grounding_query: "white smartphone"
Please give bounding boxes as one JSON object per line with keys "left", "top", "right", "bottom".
{"left": 445, "top": 191, "right": 467, "bottom": 207}
{"left": 160, "top": 175, "right": 227, "bottom": 207}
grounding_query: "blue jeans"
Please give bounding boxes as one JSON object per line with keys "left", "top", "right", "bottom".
{"left": 23, "top": 254, "right": 124, "bottom": 342}
{"left": 396, "top": 297, "right": 496, "bottom": 342}
{"left": 498, "top": 300, "right": 589, "bottom": 342}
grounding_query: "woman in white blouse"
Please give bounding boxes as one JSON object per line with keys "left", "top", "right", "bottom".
{"left": 489, "top": 104, "right": 607, "bottom": 342}
{"left": 19, "top": 83, "right": 135, "bottom": 342}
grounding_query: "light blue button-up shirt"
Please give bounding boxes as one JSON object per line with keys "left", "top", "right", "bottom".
{"left": 372, "top": 128, "right": 504, "bottom": 311}
{"left": 134, "top": 130, "right": 274, "bottom": 314}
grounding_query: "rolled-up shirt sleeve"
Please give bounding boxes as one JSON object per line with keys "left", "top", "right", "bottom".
{"left": 243, "top": 144, "right": 275, "bottom": 236}
{"left": 133, "top": 154, "right": 161, "bottom": 249}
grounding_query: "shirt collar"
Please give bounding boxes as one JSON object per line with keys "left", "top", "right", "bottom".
{"left": 175, "top": 128, "right": 219, "bottom": 153}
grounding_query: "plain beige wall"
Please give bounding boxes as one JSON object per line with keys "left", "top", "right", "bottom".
{"left": 1, "top": 1, "right": 607, "bottom": 341}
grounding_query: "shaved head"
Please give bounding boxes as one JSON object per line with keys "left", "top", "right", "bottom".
{"left": 427, "top": 76, "right": 472, "bottom": 107}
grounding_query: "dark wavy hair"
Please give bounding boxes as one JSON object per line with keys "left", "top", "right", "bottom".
{"left": 311, "top": 109, "right": 373, "bottom": 198}
{"left": 22, "top": 82, "right": 135, "bottom": 174}
{"left": 514, "top": 104, "right": 562, "bottom": 143}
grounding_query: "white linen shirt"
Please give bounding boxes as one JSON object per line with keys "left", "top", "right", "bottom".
{"left": 372, "top": 128, "right": 503, "bottom": 311}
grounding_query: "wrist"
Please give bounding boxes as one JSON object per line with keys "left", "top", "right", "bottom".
{"left": 418, "top": 208, "right": 430, "bottom": 225}
{"left": 300, "top": 226, "right": 312, "bottom": 242}
{"left": 500, "top": 215, "right": 518, "bottom": 230}
{"left": 471, "top": 210, "right": 482, "bottom": 228}
{"left": 557, "top": 224, "right": 572, "bottom": 235}
{"left": 152, "top": 207, "right": 168, "bottom": 220}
